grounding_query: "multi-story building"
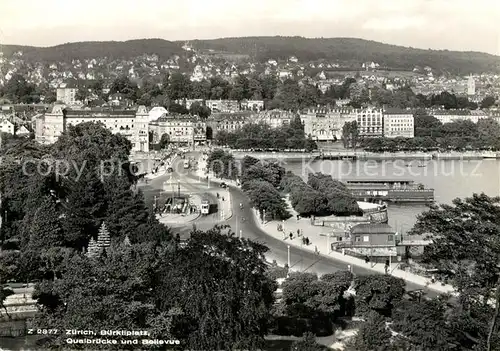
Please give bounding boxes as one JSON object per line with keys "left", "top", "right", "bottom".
{"left": 383, "top": 109, "right": 415, "bottom": 138}
{"left": 429, "top": 109, "right": 488, "bottom": 124}
{"left": 356, "top": 107, "right": 383, "bottom": 137}
{"left": 206, "top": 100, "right": 239, "bottom": 113}
{"left": 206, "top": 112, "right": 253, "bottom": 139}
{"left": 148, "top": 115, "right": 207, "bottom": 146}
{"left": 35, "top": 105, "right": 149, "bottom": 152}
{"left": 240, "top": 100, "right": 265, "bottom": 111}
{"left": 56, "top": 82, "right": 78, "bottom": 105}
{"left": 300, "top": 107, "right": 358, "bottom": 141}
{"left": 174, "top": 99, "right": 204, "bottom": 110}
{"left": 253, "top": 110, "right": 294, "bottom": 129}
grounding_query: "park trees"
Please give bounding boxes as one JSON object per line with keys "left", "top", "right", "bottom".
{"left": 411, "top": 193, "right": 500, "bottom": 350}
{"left": 353, "top": 312, "right": 393, "bottom": 351}
{"left": 341, "top": 121, "right": 359, "bottom": 149}
{"left": 391, "top": 299, "right": 458, "bottom": 350}
{"left": 155, "top": 226, "right": 276, "bottom": 350}
{"left": 244, "top": 180, "right": 289, "bottom": 220}
{"left": 206, "top": 149, "right": 238, "bottom": 179}
{"left": 353, "top": 275, "right": 405, "bottom": 317}
{"left": 272, "top": 271, "right": 354, "bottom": 336}
{"left": 290, "top": 332, "right": 329, "bottom": 351}
{"left": 110, "top": 75, "right": 139, "bottom": 101}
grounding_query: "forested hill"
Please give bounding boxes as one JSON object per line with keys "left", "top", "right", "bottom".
{"left": 1, "top": 36, "right": 499, "bottom": 74}
{"left": 0, "top": 39, "right": 184, "bottom": 62}
{"left": 187, "top": 36, "right": 500, "bottom": 74}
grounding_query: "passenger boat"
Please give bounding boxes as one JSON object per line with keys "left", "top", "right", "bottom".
{"left": 345, "top": 179, "right": 434, "bottom": 204}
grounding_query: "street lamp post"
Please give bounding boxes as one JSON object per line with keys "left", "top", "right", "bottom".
{"left": 177, "top": 180, "right": 181, "bottom": 198}
{"left": 287, "top": 245, "right": 291, "bottom": 268}
{"left": 239, "top": 230, "right": 242, "bottom": 239}
{"left": 282, "top": 220, "right": 286, "bottom": 240}
{"left": 327, "top": 231, "right": 330, "bottom": 254}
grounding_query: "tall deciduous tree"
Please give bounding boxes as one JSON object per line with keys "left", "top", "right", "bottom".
{"left": 341, "top": 121, "right": 359, "bottom": 149}
{"left": 411, "top": 193, "right": 500, "bottom": 350}
{"left": 156, "top": 226, "right": 276, "bottom": 350}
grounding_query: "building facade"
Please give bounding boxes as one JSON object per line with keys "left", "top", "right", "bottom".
{"left": 206, "top": 100, "right": 240, "bottom": 113}
{"left": 300, "top": 107, "right": 358, "bottom": 141}
{"left": 148, "top": 115, "right": 207, "bottom": 146}
{"left": 56, "top": 83, "right": 78, "bottom": 105}
{"left": 429, "top": 109, "right": 488, "bottom": 124}
{"left": 240, "top": 100, "right": 265, "bottom": 111}
{"left": 36, "top": 105, "right": 149, "bottom": 152}
{"left": 254, "top": 110, "right": 295, "bottom": 129}
{"left": 206, "top": 112, "right": 252, "bottom": 139}
{"left": 383, "top": 110, "right": 415, "bottom": 138}
{"left": 348, "top": 223, "right": 397, "bottom": 257}
{"left": 356, "top": 108, "right": 383, "bottom": 137}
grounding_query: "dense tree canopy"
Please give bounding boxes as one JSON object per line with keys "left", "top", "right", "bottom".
{"left": 280, "top": 172, "right": 361, "bottom": 217}
{"left": 0, "top": 123, "right": 170, "bottom": 283}
{"left": 411, "top": 193, "right": 500, "bottom": 350}
{"left": 215, "top": 116, "right": 317, "bottom": 151}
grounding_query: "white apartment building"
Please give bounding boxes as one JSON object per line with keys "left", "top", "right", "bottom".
{"left": 383, "top": 110, "right": 415, "bottom": 138}
{"left": 300, "top": 108, "right": 357, "bottom": 141}
{"left": 149, "top": 115, "right": 207, "bottom": 146}
{"left": 56, "top": 83, "right": 78, "bottom": 105}
{"left": 254, "top": 110, "right": 294, "bottom": 129}
{"left": 430, "top": 109, "right": 488, "bottom": 124}
{"left": 240, "top": 100, "right": 265, "bottom": 111}
{"left": 356, "top": 108, "right": 383, "bottom": 137}
{"left": 36, "top": 105, "right": 149, "bottom": 152}
{"left": 206, "top": 100, "right": 239, "bottom": 113}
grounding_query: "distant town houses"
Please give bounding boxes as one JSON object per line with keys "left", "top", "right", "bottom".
{"left": 0, "top": 118, "right": 15, "bottom": 135}
{"left": 174, "top": 99, "right": 204, "bottom": 110}
{"left": 240, "top": 100, "right": 264, "bottom": 112}
{"left": 205, "top": 100, "right": 239, "bottom": 113}
{"left": 428, "top": 109, "right": 488, "bottom": 124}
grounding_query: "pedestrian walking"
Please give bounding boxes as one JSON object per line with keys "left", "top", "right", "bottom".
{"left": 347, "top": 264, "right": 351, "bottom": 272}
{"left": 365, "top": 255, "right": 370, "bottom": 264}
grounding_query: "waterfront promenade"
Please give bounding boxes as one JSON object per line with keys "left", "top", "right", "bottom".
{"left": 199, "top": 159, "right": 456, "bottom": 295}
{"left": 230, "top": 149, "right": 500, "bottom": 161}
{"left": 254, "top": 206, "right": 455, "bottom": 295}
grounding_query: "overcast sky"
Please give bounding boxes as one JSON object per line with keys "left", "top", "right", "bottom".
{"left": 1, "top": 0, "right": 499, "bottom": 55}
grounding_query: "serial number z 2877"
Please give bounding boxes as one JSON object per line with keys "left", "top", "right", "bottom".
{"left": 27, "top": 329, "right": 59, "bottom": 335}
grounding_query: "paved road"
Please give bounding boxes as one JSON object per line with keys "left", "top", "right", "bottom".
{"left": 138, "top": 151, "right": 441, "bottom": 298}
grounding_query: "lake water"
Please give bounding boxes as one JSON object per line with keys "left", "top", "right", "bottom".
{"left": 283, "top": 159, "right": 500, "bottom": 232}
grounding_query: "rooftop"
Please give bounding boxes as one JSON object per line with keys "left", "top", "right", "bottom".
{"left": 351, "top": 223, "right": 395, "bottom": 234}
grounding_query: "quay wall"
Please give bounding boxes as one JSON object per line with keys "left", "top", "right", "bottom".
{"left": 230, "top": 150, "right": 500, "bottom": 160}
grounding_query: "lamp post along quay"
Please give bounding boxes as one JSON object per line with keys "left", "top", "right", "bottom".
{"left": 287, "top": 245, "right": 291, "bottom": 268}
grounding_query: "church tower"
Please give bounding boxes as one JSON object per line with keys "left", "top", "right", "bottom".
{"left": 467, "top": 74, "right": 476, "bottom": 96}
